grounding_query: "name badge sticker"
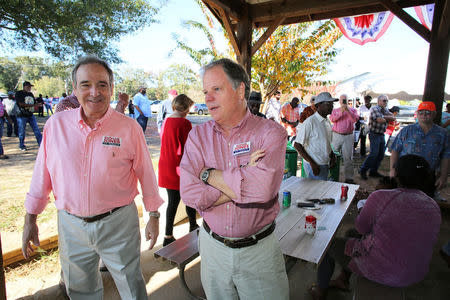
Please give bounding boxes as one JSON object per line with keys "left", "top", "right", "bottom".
{"left": 232, "top": 141, "right": 251, "bottom": 156}
{"left": 102, "top": 136, "right": 121, "bottom": 147}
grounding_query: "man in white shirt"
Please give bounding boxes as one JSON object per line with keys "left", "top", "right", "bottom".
{"left": 157, "top": 89, "right": 178, "bottom": 132}
{"left": 133, "top": 86, "right": 152, "bottom": 133}
{"left": 264, "top": 90, "right": 282, "bottom": 122}
{"left": 294, "top": 92, "right": 337, "bottom": 180}
{"left": 357, "top": 95, "right": 372, "bottom": 156}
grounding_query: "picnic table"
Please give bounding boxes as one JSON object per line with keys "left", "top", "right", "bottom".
{"left": 276, "top": 176, "right": 359, "bottom": 265}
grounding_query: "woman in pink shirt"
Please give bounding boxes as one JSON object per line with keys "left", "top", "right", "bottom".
{"left": 158, "top": 94, "right": 198, "bottom": 246}
{"left": 310, "top": 154, "right": 441, "bottom": 300}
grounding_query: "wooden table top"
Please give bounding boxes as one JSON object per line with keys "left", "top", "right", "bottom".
{"left": 275, "top": 176, "right": 359, "bottom": 265}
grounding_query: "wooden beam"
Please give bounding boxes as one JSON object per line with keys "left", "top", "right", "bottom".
{"left": 236, "top": 5, "right": 252, "bottom": 77}
{"left": 423, "top": 0, "right": 449, "bottom": 124}
{"left": 380, "top": 0, "right": 431, "bottom": 43}
{"left": 201, "top": 0, "right": 241, "bottom": 21}
{"left": 219, "top": 7, "right": 241, "bottom": 57}
{"left": 251, "top": 17, "right": 285, "bottom": 56}
{"left": 0, "top": 234, "right": 6, "bottom": 300}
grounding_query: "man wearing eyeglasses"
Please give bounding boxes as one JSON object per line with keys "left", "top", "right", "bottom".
{"left": 359, "top": 95, "right": 395, "bottom": 179}
{"left": 389, "top": 101, "right": 449, "bottom": 191}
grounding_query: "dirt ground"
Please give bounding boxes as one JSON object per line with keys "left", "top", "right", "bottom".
{"left": 1, "top": 113, "right": 449, "bottom": 299}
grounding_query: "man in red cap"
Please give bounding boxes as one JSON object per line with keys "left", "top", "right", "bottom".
{"left": 157, "top": 89, "right": 178, "bottom": 133}
{"left": 390, "top": 101, "right": 449, "bottom": 192}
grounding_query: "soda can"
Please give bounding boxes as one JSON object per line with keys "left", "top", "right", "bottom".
{"left": 283, "top": 191, "right": 291, "bottom": 207}
{"left": 340, "top": 185, "right": 349, "bottom": 201}
{"left": 305, "top": 215, "right": 317, "bottom": 235}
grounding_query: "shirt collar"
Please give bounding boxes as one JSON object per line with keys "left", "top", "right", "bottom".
{"left": 77, "top": 106, "right": 113, "bottom": 130}
{"left": 313, "top": 111, "right": 327, "bottom": 122}
{"left": 213, "top": 109, "right": 252, "bottom": 134}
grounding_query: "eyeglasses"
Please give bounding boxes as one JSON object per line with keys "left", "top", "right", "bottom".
{"left": 418, "top": 110, "right": 433, "bottom": 116}
{"left": 382, "top": 100, "right": 388, "bottom": 102}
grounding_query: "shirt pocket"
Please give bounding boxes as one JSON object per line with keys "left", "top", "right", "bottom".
{"left": 237, "top": 153, "right": 251, "bottom": 168}
{"left": 103, "top": 147, "right": 131, "bottom": 169}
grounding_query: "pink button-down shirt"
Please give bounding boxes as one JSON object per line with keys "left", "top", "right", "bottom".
{"left": 25, "top": 107, "right": 163, "bottom": 217}
{"left": 330, "top": 106, "right": 360, "bottom": 134}
{"left": 180, "top": 110, "right": 287, "bottom": 238}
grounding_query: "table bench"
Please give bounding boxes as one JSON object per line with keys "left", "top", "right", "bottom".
{"left": 153, "top": 228, "right": 204, "bottom": 300}
{"left": 353, "top": 276, "right": 405, "bottom": 300}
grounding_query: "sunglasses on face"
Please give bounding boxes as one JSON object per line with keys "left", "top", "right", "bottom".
{"left": 418, "top": 110, "right": 433, "bottom": 116}
{"left": 382, "top": 100, "right": 388, "bottom": 103}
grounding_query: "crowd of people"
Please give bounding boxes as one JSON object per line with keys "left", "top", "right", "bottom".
{"left": 0, "top": 55, "right": 446, "bottom": 299}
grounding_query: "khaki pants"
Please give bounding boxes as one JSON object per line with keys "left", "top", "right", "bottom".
{"left": 198, "top": 225, "right": 289, "bottom": 300}
{"left": 58, "top": 202, "right": 147, "bottom": 300}
{"left": 332, "top": 132, "right": 355, "bottom": 180}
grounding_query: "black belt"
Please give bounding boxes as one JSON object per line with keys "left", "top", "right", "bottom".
{"left": 72, "top": 205, "right": 126, "bottom": 223}
{"left": 203, "top": 221, "right": 275, "bottom": 249}
{"left": 333, "top": 131, "right": 353, "bottom": 136}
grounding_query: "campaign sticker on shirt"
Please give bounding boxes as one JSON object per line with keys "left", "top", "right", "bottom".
{"left": 232, "top": 141, "right": 251, "bottom": 156}
{"left": 102, "top": 136, "right": 121, "bottom": 147}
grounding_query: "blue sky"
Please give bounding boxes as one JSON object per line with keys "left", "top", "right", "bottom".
{"left": 2, "top": 0, "right": 448, "bottom": 94}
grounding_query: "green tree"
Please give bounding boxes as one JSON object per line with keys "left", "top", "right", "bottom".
{"left": 33, "top": 76, "right": 65, "bottom": 97}
{"left": 0, "top": 57, "right": 21, "bottom": 91}
{"left": 0, "top": 0, "right": 164, "bottom": 63}
{"left": 162, "top": 64, "right": 199, "bottom": 95}
{"left": 114, "top": 68, "right": 154, "bottom": 99}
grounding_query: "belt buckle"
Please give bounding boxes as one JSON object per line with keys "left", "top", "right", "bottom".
{"left": 223, "top": 239, "right": 235, "bottom": 248}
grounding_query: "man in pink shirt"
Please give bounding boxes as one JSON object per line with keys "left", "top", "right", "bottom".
{"left": 21, "top": 56, "right": 163, "bottom": 300}
{"left": 180, "top": 59, "right": 289, "bottom": 299}
{"left": 330, "top": 94, "right": 360, "bottom": 183}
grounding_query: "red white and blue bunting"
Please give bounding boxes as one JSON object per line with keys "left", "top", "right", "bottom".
{"left": 414, "top": 4, "right": 434, "bottom": 30}
{"left": 334, "top": 12, "right": 394, "bottom": 45}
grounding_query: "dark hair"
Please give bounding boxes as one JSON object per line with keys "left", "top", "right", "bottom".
{"left": 292, "top": 97, "right": 299, "bottom": 103}
{"left": 200, "top": 58, "right": 250, "bottom": 100}
{"left": 375, "top": 176, "right": 398, "bottom": 190}
{"left": 364, "top": 95, "right": 372, "bottom": 102}
{"left": 172, "top": 94, "right": 194, "bottom": 113}
{"left": 72, "top": 55, "right": 114, "bottom": 86}
{"left": 395, "top": 154, "right": 435, "bottom": 197}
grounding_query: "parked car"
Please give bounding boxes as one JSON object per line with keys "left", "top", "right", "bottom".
{"left": 395, "top": 105, "right": 417, "bottom": 124}
{"left": 191, "top": 103, "right": 208, "bottom": 115}
{"left": 150, "top": 100, "right": 162, "bottom": 113}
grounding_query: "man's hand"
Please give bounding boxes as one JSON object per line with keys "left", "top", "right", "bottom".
{"left": 22, "top": 213, "right": 40, "bottom": 259}
{"left": 311, "top": 161, "right": 320, "bottom": 176}
{"left": 248, "top": 149, "right": 265, "bottom": 166}
{"left": 436, "top": 175, "right": 447, "bottom": 190}
{"left": 340, "top": 104, "right": 348, "bottom": 112}
{"left": 213, "top": 194, "right": 232, "bottom": 206}
{"left": 145, "top": 216, "right": 159, "bottom": 250}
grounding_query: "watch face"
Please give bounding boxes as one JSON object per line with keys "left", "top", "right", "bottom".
{"left": 201, "top": 170, "right": 209, "bottom": 182}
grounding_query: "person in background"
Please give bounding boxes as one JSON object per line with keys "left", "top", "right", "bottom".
{"left": 128, "top": 98, "right": 135, "bottom": 118}
{"left": 309, "top": 154, "right": 441, "bottom": 300}
{"left": 294, "top": 92, "right": 337, "bottom": 181}
{"left": 44, "top": 95, "right": 53, "bottom": 116}
{"left": 158, "top": 94, "right": 198, "bottom": 247}
{"left": 62, "top": 92, "right": 67, "bottom": 98}
{"left": 384, "top": 106, "right": 400, "bottom": 155}
{"left": 180, "top": 58, "right": 289, "bottom": 299}
{"left": 264, "top": 90, "right": 282, "bottom": 122}
{"left": 157, "top": 89, "right": 178, "bottom": 132}
{"left": 56, "top": 93, "right": 127, "bottom": 114}
{"left": 21, "top": 56, "right": 163, "bottom": 300}
{"left": 15, "top": 81, "right": 43, "bottom": 151}
{"left": 36, "top": 94, "right": 44, "bottom": 117}
{"left": 359, "top": 95, "right": 395, "bottom": 179}
{"left": 390, "top": 101, "right": 449, "bottom": 193}
{"left": 3, "top": 92, "right": 19, "bottom": 137}
{"left": 247, "top": 91, "right": 266, "bottom": 118}
{"left": 357, "top": 95, "right": 372, "bottom": 157}
{"left": 300, "top": 95, "right": 316, "bottom": 123}
{"left": 133, "top": 86, "right": 152, "bottom": 133}
{"left": 0, "top": 97, "right": 12, "bottom": 159}
{"left": 441, "top": 102, "right": 450, "bottom": 132}
{"left": 280, "top": 97, "right": 300, "bottom": 141}
{"left": 330, "top": 94, "right": 360, "bottom": 183}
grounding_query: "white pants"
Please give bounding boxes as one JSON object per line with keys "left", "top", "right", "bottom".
{"left": 58, "top": 202, "right": 148, "bottom": 300}
{"left": 198, "top": 225, "right": 289, "bottom": 300}
{"left": 332, "top": 132, "right": 354, "bottom": 180}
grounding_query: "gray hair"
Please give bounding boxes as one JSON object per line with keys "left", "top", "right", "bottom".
{"left": 72, "top": 55, "right": 114, "bottom": 86}
{"left": 200, "top": 58, "right": 250, "bottom": 100}
{"left": 378, "top": 94, "right": 388, "bottom": 102}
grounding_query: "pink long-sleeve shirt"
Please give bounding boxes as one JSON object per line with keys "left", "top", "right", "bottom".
{"left": 330, "top": 106, "right": 360, "bottom": 134}
{"left": 180, "top": 110, "right": 287, "bottom": 238}
{"left": 25, "top": 107, "right": 163, "bottom": 217}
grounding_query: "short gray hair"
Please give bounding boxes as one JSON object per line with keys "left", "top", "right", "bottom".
{"left": 72, "top": 55, "right": 114, "bottom": 86}
{"left": 200, "top": 58, "right": 250, "bottom": 100}
{"left": 378, "top": 94, "right": 388, "bottom": 102}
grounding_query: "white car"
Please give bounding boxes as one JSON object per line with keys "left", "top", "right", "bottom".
{"left": 150, "top": 100, "right": 162, "bottom": 113}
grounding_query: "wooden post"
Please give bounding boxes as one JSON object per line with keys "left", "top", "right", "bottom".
{"left": 423, "top": 0, "right": 449, "bottom": 124}
{"left": 1, "top": 233, "right": 7, "bottom": 300}
{"left": 236, "top": 4, "right": 253, "bottom": 78}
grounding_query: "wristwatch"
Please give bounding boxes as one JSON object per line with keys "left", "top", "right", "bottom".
{"left": 149, "top": 211, "right": 160, "bottom": 218}
{"left": 201, "top": 168, "right": 215, "bottom": 184}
